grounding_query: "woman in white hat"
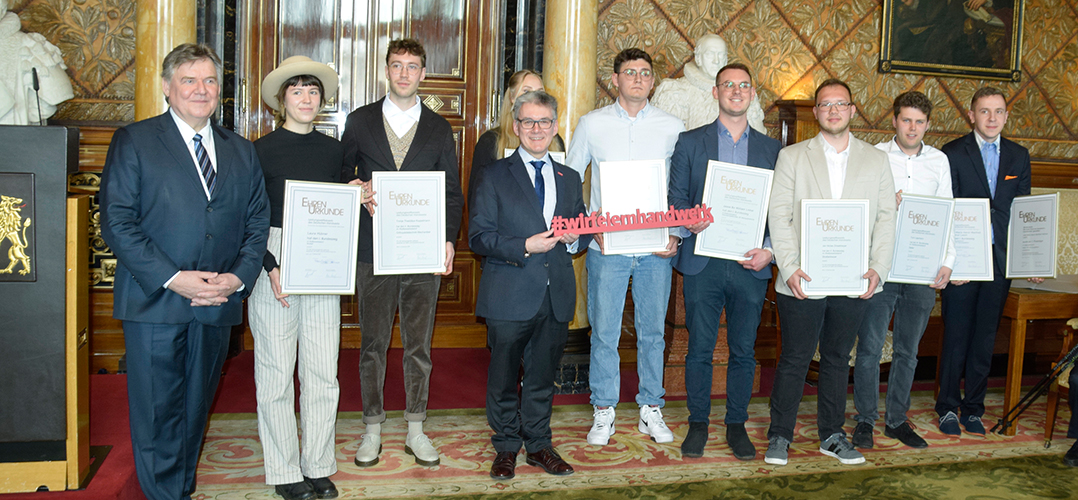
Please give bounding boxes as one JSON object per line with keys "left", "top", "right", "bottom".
{"left": 250, "top": 56, "right": 352, "bottom": 500}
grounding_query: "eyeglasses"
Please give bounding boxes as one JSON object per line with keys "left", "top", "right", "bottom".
{"left": 388, "top": 62, "right": 422, "bottom": 75}
{"left": 618, "top": 68, "right": 653, "bottom": 79}
{"left": 719, "top": 81, "right": 752, "bottom": 90}
{"left": 516, "top": 118, "right": 555, "bottom": 130}
{"left": 815, "top": 101, "right": 853, "bottom": 111}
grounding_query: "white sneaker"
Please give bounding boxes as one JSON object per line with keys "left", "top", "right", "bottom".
{"left": 354, "top": 432, "right": 381, "bottom": 467}
{"left": 638, "top": 405, "right": 674, "bottom": 443}
{"left": 405, "top": 432, "right": 441, "bottom": 467}
{"left": 587, "top": 406, "right": 617, "bottom": 445}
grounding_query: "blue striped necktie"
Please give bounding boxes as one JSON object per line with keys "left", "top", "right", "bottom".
{"left": 982, "top": 141, "right": 998, "bottom": 199}
{"left": 193, "top": 133, "right": 216, "bottom": 194}
{"left": 530, "top": 160, "right": 545, "bottom": 211}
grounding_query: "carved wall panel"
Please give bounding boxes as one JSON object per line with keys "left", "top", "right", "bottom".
{"left": 596, "top": 0, "right": 1078, "bottom": 160}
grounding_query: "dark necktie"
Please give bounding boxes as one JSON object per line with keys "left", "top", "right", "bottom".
{"left": 530, "top": 160, "right": 545, "bottom": 211}
{"left": 193, "top": 133, "right": 216, "bottom": 194}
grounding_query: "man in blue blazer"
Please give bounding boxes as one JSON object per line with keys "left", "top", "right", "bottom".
{"left": 667, "top": 63, "right": 781, "bottom": 460}
{"left": 936, "top": 87, "right": 1033, "bottom": 437}
{"left": 470, "top": 90, "right": 588, "bottom": 481}
{"left": 99, "top": 44, "right": 269, "bottom": 500}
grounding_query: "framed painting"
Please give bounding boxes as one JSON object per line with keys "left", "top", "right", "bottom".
{"left": 879, "top": 0, "right": 1024, "bottom": 82}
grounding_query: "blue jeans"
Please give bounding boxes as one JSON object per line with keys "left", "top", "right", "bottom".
{"left": 587, "top": 251, "right": 672, "bottom": 407}
{"left": 683, "top": 258, "right": 767, "bottom": 424}
{"left": 853, "top": 282, "right": 936, "bottom": 428}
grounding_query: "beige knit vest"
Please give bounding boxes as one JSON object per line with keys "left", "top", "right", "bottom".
{"left": 383, "top": 115, "right": 418, "bottom": 170}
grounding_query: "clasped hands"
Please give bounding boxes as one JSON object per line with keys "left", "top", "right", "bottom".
{"left": 168, "top": 271, "right": 243, "bottom": 307}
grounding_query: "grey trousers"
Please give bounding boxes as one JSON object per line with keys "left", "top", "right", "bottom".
{"left": 356, "top": 261, "right": 440, "bottom": 424}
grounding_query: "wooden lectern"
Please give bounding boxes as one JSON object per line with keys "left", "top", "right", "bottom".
{"left": 0, "top": 126, "right": 90, "bottom": 492}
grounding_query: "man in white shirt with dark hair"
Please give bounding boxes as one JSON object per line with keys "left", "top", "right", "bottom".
{"left": 851, "top": 90, "right": 954, "bottom": 451}
{"left": 566, "top": 47, "right": 684, "bottom": 447}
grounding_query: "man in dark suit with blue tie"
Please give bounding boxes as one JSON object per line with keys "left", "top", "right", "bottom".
{"left": 100, "top": 44, "right": 270, "bottom": 500}
{"left": 667, "top": 63, "right": 781, "bottom": 460}
{"left": 936, "top": 86, "right": 1032, "bottom": 437}
{"left": 470, "top": 90, "right": 588, "bottom": 480}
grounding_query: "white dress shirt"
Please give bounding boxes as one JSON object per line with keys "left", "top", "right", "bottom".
{"left": 169, "top": 108, "right": 217, "bottom": 200}
{"left": 565, "top": 99, "right": 685, "bottom": 253}
{"left": 382, "top": 95, "right": 422, "bottom": 138}
{"left": 822, "top": 139, "right": 849, "bottom": 200}
{"left": 876, "top": 138, "right": 957, "bottom": 269}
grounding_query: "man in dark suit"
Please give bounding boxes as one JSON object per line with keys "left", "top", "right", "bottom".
{"left": 667, "top": 63, "right": 780, "bottom": 460}
{"left": 936, "top": 86, "right": 1033, "bottom": 437}
{"left": 340, "top": 38, "right": 464, "bottom": 468}
{"left": 470, "top": 90, "right": 587, "bottom": 480}
{"left": 99, "top": 43, "right": 269, "bottom": 500}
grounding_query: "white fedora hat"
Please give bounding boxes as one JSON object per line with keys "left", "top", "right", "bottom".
{"left": 261, "top": 56, "right": 339, "bottom": 111}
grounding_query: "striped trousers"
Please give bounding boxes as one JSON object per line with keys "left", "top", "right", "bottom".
{"left": 249, "top": 227, "right": 341, "bottom": 485}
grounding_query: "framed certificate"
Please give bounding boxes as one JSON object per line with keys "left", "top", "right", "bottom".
{"left": 597, "top": 160, "right": 670, "bottom": 255}
{"left": 371, "top": 171, "right": 447, "bottom": 275}
{"left": 887, "top": 194, "right": 954, "bottom": 285}
{"left": 950, "top": 198, "right": 994, "bottom": 281}
{"left": 800, "top": 199, "right": 870, "bottom": 297}
{"left": 279, "top": 180, "right": 362, "bottom": 294}
{"left": 694, "top": 160, "right": 773, "bottom": 261}
{"left": 1006, "top": 193, "right": 1058, "bottom": 279}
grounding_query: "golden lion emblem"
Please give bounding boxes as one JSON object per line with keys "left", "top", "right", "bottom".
{"left": 0, "top": 194, "right": 32, "bottom": 275}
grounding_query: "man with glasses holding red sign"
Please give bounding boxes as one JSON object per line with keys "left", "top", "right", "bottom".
{"left": 565, "top": 48, "right": 685, "bottom": 447}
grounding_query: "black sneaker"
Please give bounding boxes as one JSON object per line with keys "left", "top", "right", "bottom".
{"left": 1065, "top": 440, "right": 1078, "bottom": 467}
{"left": 852, "top": 422, "right": 874, "bottom": 449}
{"left": 680, "top": 421, "right": 708, "bottom": 458}
{"left": 726, "top": 423, "right": 756, "bottom": 461}
{"left": 884, "top": 421, "right": 928, "bottom": 449}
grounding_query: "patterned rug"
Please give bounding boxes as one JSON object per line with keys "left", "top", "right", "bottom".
{"left": 192, "top": 390, "right": 1072, "bottom": 499}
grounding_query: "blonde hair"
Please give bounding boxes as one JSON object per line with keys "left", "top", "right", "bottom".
{"left": 494, "top": 70, "right": 564, "bottom": 157}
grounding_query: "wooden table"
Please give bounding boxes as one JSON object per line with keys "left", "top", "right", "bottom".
{"left": 999, "top": 288, "right": 1078, "bottom": 435}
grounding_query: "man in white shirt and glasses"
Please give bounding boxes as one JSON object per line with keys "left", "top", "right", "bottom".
{"left": 764, "top": 78, "right": 895, "bottom": 467}
{"left": 566, "top": 47, "right": 685, "bottom": 447}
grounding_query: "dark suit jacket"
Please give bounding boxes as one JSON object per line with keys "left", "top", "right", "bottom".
{"left": 100, "top": 112, "right": 270, "bottom": 327}
{"left": 340, "top": 98, "right": 465, "bottom": 263}
{"left": 942, "top": 132, "right": 1031, "bottom": 276}
{"left": 469, "top": 153, "right": 588, "bottom": 322}
{"left": 668, "top": 122, "right": 781, "bottom": 279}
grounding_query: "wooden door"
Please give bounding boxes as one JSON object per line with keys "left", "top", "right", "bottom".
{"left": 236, "top": 0, "right": 503, "bottom": 348}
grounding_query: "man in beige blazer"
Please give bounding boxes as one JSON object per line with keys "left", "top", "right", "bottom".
{"left": 763, "top": 79, "right": 896, "bottom": 467}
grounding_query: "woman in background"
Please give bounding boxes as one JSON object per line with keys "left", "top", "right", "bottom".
{"left": 469, "top": 70, "right": 565, "bottom": 201}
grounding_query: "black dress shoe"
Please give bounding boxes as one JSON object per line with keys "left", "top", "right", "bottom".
{"left": 490, "top": 451, "right": 518, "bottom": 480}
{"left": 525, "top": 448, "right": 574, "bottom": 476}
{"left": 303, "top": 476, "right": 338, "bottom": 499}
{"left": 681, "top": 421, "right": 708, "bottom": 458}
{"left": 274, "top": 481, "right": 316, "bottom": 500}
{"left": 1064, "top": 440, "right": 1078, "bottom": 467}
{"left": 852, "top": 422, "right": 874, "bottom": 449}
{"left": 884, "top": 421, "right": 928, "bottom": 449}
{"left": 726, "top": 423, "right": 756, "bottom": 461}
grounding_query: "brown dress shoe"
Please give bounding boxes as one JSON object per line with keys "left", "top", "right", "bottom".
{"left": 490, "top": 451, "right": 518, "bottom": 480}
{"left": 525, "top": 448, "right": 574, "bottom": 476}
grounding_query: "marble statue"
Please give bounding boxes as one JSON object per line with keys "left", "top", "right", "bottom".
{"left": 0, "top": 0, "right": 74, "bottom": 125}
{"left": 652, "top": 34, "right": 765, "bottom": 133}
